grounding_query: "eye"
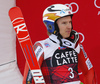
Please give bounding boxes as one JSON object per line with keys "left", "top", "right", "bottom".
{"left": 69, "top": 21, "right": 72, "bottom": 23}
{"left": 62, "top": 22, "right": 67, "bottom": 24}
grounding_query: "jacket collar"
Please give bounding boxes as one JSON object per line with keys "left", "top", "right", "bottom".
{"left": 49, "top": 34, "right": 76, "bottom": 49}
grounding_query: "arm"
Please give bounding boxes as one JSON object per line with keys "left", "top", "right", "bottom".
{"left": 78, "top": 44, "right": 97, "bottom": 84}
{"left": 23, "top": 42, "right": 44, "bottom": 84}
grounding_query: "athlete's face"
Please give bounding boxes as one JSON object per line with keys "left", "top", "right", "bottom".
{"left": 57, "top": 16, "right": 72, "bottom": 39}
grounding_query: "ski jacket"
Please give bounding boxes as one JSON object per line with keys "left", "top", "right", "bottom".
{"left": 23, "top": 30, "right": 96, "bottom": 84}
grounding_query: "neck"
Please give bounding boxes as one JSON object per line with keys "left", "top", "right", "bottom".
{"left": 49, "top": 34, "right": 76, "bottom": 49}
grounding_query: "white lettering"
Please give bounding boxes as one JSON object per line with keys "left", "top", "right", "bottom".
{"left": 85, "top": 58, "right": 93, "bottom": 70}
{"left": 55, "top": 53, "right": 60, "bottom": 59}
{"left": 14, "top": 23, "right": 27, "bottom": 34}
{"left": 66, "top": 58, "right": 70, "bottom": 63}
{"left": 61, "top": 53, "right": 66, "bottom": 58}
{"left": 54, "top": 50, "right": 78, "bottom": 66}
{"left": 73, "top": 51, "right": 76, "bottom": 56}
{"left": 65, "top": 51, "right": 69, "bottom": 57}
{"left": 34, "top": 76, "right": 45, "bottom": 83}
{"left": 71, "top": 57, "right": 74, "bottom": 63}
{"left": 68, "top": 67, "right": 74, "bottom": 79}
{"left": 35, "top": 46, "right": 43, "bottom": 61}
{"left": 62, "top": 59, "right": 68, "bottom": 65}
{"left": 56, "top": 60, "right": 61, "bottom": 65}
{"left": 75, "top": 57, "right": 78, "bottom": 63}
{"left": 69, "top": 51, "right": 72, "bottom": 57}
{"left": 31, "top": 69, "right": 42, "bottom": 76}
{"left": 31, "top": 69, "right": 45, "bottom": 83}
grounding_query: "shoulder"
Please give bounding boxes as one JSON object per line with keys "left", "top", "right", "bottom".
{"left": 33, "top": 37, "right": 51, "bottom": 55}
{"left": 33, "top": 37, "right": 54, "bottom": 61}
{"left": 33, "top": 37, "right": 50, "bottom": 49}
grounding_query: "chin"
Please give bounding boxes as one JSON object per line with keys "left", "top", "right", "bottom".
{"left": 63, "top": 35, "right": 70, "bottom": 39}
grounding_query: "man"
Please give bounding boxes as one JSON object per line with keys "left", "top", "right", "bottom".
{"left": 23, "top": 4, "right": 96, "bottom": 84}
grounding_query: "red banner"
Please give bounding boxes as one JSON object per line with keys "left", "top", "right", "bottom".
{"left": 16, "top": 0, "right": 100, "bottom": 83}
